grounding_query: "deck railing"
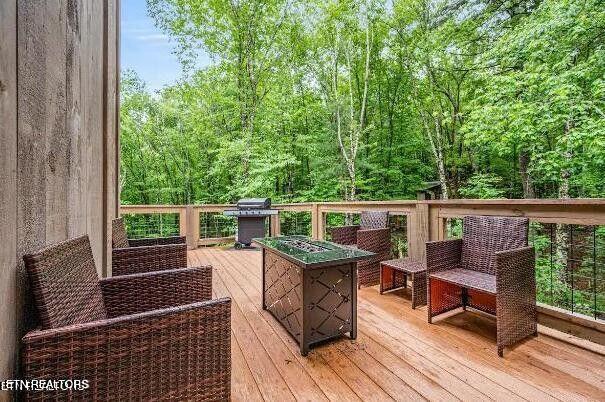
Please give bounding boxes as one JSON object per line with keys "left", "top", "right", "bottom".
{"left": 120, "top": 199, "right": 605, "bottom": 343}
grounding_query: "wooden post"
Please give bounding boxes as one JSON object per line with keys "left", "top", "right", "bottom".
{"left": 179, "top": 207, "right": 187, "bottom": 237}
{"left": 428, "top": 205, "right": 442, "bottom": 241}
{"left": 318, "top": 210, "right": 326, "bottom": 240}
{"left": 311, "top": 203, "right": 320, "bottom": 239}
{"left": 186, "top": 205, "right": 200, "bottom": 250}
{"left": 437, "top": 215, "right": 447, "bottom": 241}
{"left": 270, "top": 212, "right": 281, "bottom": 236}
{"left": 413, "top": 203, "right": 429, "bottom": 263}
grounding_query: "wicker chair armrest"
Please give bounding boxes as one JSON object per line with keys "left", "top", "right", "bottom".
{"left": 128, "top": 236, "right": 186, "bottom": 247}
{"left": 426, "top": 239, "right": 462, "bottom": 274}
{"left": 22, "top": 298, "right": 231, "bottom": 401}
{"left": 495, "top": 246, "right": 536, "bottom": 290}
{"left": 101, "top": 266, "right": 213, "bottom": 317}
{"left": 329, "top": 225, "right": 360, "bottom": 245}
{"left": 495, "top": 246, "right": 537, "bottom": 350}
{"left": 112, "top": 243, "right": 188, "bottom": 276}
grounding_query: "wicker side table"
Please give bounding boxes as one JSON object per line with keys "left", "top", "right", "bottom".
{"left": 380, "top": 258, "right": 427, "bottom": 309}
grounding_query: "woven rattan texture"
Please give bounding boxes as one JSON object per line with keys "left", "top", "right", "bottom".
{"left": 380, "top": 258, "right": 427, "bottom": 308}
{"left": 23, "top": 236, "right": 107, "bottom": 329}
{"left": 128, "top": 236, "right": 186, "bottom": 247}
{"left": 360, "top": 211, "right": 389, "bottom": 229}
{"left": 112, "top": 243, "right": 188, "bottom": 276}
{"left": 381, "top": 258, "right": 426, "bottom": 273}
{"left": 426, "top": 216, "right": 536, "bottom": 356}
{"left": 111, "top": 217, "right": 130, "bottom": 248}
{"left": 101, "top": 266, "right": 213, "bottom": 317}
{"left": 431, "top": 268, "right": 496, "bottom": 294}
{"left": 461, "top": 215, "right": 528, "bottom": 274}
{"left": 22, "top": 235, "right": 231, "bottom": 400}
{"left": 357, "top": 228, "right": 391, "bottom": 287}
{"left": 22, "top": 299, "right": 231, "bottom": 401}
{"left": 330, "top": 211, "right": 391, "bottom": 288}
{"left": 112, "top": 217, "right": 187, "bottom": 276}
{"left": 329, "top": 225, "right": 359, "bottom": 245}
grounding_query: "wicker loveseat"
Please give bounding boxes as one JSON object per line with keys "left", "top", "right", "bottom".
{"left": 22, "top": 235, "right": 231, "bottom": 401}
{"left": 329, "top": 211, "right": 391, "bottom": 287}
{"left": 112, "top": 217, "right": 187, "bottom": 275}
{"left": 426, "top": 215, "right": 536, "bottom": 357}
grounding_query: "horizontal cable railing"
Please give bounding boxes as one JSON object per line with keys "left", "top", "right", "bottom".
{"left": 122, "top": 212, "right": 180, "bottom": 239}
{"left": 120, "top": 199, "right": 605, "bottom": 327}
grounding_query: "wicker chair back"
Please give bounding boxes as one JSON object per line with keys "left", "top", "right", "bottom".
{"left": 360, "top": 211, "right": 389, "bottom": 230}
{"left": 23, "top": 235, "right": 107, "bottom": 329}
{"left": 461, "top": 215, "right": 529, "bottom": 274}
{"left": 112, "top": 217, "right": 130, "bottom": 248}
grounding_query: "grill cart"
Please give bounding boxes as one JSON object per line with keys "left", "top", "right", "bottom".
{"left": 224, "top": 198, "right": 278, "bottom": 248}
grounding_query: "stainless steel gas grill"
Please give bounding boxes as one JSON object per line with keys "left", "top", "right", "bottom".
{"left": 224, "top": 198, "right": 278, "bottom": 248}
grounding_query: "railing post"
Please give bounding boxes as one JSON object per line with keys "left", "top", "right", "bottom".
{"left": 311, "top": 204, "right": 326, "bottom": 240}
{"left": 427, "top": 204, "right": 442, "bottom": 241}
{"left": 311, "top": 204, "right": 317, "bottom": 239}
{"left": 179, "top": 207, "right": 187, "bottom": 237}
{"left": 186, "top": 205, "right": 200, "bottom": 250}
{"left": 316, "top": 205, "right": 326, "bottom": 240}
{"left": 412, "top": 203, "right": 429, "bottom": 263}
{"left": 270, "top": 212, "right": 281, "bottom": 236}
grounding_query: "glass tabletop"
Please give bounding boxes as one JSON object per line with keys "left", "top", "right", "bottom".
{"left": 253, "top": 235, "right": 375, "bottom": 268}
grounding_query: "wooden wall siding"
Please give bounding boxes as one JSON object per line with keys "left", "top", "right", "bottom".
{"left": 0, "top": 0, "right": 18, "bottom": 395}
{"left": 0, "top": 0, "right": 119, "bottom": 397}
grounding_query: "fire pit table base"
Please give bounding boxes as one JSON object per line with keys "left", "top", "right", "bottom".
{"left": 255, "top": 236, "right": 374, "bottom": 356}
{"left": 262, "top": 249, "right": 356, "bottom": 355}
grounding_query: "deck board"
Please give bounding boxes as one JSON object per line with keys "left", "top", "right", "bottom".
{"left": 189, "top": 248, "right": 605, "bottom": 402}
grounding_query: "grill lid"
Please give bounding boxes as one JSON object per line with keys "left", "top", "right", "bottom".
{"left": 237, "top": 198, "right": 271, "bottom": 210}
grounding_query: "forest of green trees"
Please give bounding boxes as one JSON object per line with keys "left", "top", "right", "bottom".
{"left": 120, "top": 0, "right": 605, "bottom": 205}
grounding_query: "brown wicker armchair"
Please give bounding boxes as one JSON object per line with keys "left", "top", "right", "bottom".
{"left": 426, "top": 215, "right": 536, "bottom": 357}
{"left": 22, "top": 235, "right": 231, "bottom": 401}
{"left": 329, "top": 211, "right": 391, "bottom": 287}
{"left": 112, "top": 217, "right": 187, "bottom": 275}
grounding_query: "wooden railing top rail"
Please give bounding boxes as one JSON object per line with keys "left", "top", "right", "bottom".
{"left": 422, "top": 198, "right": 605, "bottom": 205}
{"left": 121, "top": 198, "right": 605, "bottom": 209}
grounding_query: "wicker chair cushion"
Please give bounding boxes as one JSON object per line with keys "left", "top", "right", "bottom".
{"left": 112, "top": 217, "right": 130, "bottom": 248}
{"left": 461, "top": 216, "right": 528, "bottom": 275}
{"left": 430, "top": 267, "right": 496, "bottom": 294}
{"left": 23, "top": 235, "right": 107, "bottom": 329}
{"left": 360, "top": 211, "right": 389, "bottom": 230}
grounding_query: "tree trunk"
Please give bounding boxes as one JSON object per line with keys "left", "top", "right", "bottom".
{"left": 555, "top": 120, "right": 573, "bottom": 282}
{"left": 519, "top": 150, "right": 535, "bottom": 198}
{"left": 422, "top": 114, "right": 448, "bottom": 200}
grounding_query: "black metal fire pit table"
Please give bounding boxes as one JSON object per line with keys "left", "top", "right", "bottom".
{"left": 253, "top": 235, "right": 375, "bottom": 356}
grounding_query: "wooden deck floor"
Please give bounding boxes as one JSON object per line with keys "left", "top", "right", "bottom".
{"left": 189, "top": 248, "right": 605, "bottom": 402}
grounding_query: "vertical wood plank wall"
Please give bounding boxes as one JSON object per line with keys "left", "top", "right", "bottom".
{"left": 0, "top": 0, "right": 119, "bottom": 397}
{"left": 0, "top": 0, "right": 18, "bottom": 395}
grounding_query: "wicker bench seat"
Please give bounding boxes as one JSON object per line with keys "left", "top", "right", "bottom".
{"left": 430, "top": 268, "right": 496, "bottom": 294}
{"left": 427, "top": 215, "right": 537, "bottom": 357}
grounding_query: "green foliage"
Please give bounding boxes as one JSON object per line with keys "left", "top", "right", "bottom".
{"left": 122, "top": 0, "right": 605, "bottom": 204}
{"left": 120, "top": 0, "right": 605, "bottom": 317}
{"left": 459, "top": 174, "right": 506, "bottom": 199}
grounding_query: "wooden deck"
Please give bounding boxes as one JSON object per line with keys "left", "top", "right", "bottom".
{"left": 189, "top": 248, "right": 605, "bottom": 401}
